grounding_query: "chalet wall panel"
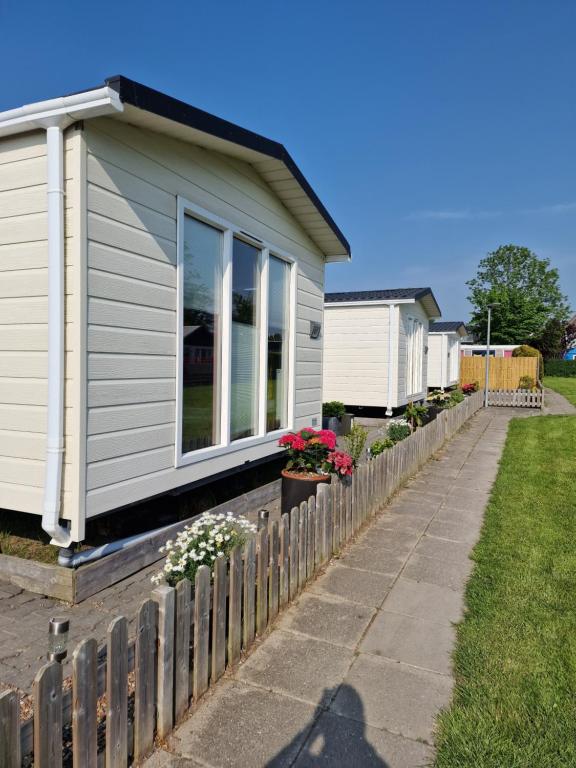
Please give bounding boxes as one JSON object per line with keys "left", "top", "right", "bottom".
{"left": 82, "top": 118, "right": 325, "bottom": 516}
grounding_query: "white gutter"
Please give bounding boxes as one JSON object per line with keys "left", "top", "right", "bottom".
{"left": 386, "top": 304, "right": 396, "bottom": 416}
{"left": 0, "top": 87, "right": 123, "bottom": 546}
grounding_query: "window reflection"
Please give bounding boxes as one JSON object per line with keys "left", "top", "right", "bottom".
{"left": 181, "top": 216, "right": 221, "bottom": 453}
{"left": 230, "top": 238, "right": 260, "bottom": 441}
{"left": 267, "top": 257, "right": 290, "bottom": 431}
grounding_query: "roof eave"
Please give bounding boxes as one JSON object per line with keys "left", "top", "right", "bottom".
{"left": 105, "top": 76, "right": 351, "bottom": 261}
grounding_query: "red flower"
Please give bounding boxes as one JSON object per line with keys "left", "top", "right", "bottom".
{"left": 316, "top": 429, "right": 337, "bottom": 450}
{"left": 291, "top": 436, "right": 307, "bottom": 451}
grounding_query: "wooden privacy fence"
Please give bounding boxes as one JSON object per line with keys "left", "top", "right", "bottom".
{"left": 0, "top": 391, "right": 484, "bottom": 768}
{"left": 461, "top": 356, "right": 539, "bottom": 390}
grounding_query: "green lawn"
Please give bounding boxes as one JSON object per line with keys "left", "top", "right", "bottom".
{"left": 544, "top": 375, "right": 576, "bottom": 406}
{"left": 435, "top": 415, "right": 576, "bottom": 768}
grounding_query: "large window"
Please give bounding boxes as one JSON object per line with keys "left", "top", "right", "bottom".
{"left": 178, "top": 201, "right": 294, "bottom": 464}
{"left": 181, "top": 216, "right": 222, "bottom": 454}
{"left": 267, "top": 256, "right": 290, "bottom": 431}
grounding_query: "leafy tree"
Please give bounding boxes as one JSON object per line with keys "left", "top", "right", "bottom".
{"left": 531, "top": 317, "right": 568, "bottom": 359}
{"left": 466, "top": 245, "right": 569, "bottom": 345}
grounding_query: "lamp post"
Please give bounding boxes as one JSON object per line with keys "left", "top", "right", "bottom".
{"left": 484, "top": 303, "right": 500, "bottom": 407}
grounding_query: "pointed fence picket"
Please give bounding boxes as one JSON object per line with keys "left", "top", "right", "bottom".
{"left": 9, "top": 390, "right": 484, "bottom": 767}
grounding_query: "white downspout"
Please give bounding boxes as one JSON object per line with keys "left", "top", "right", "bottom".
{"left": 386, "top": 304, "right": 396, "bottom": 416}
{"left": 42, "top": 122, "right": 70, "bottom": 546}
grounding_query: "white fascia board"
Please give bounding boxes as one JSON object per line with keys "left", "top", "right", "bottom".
{"left": 325, "top": 253, "right": 352, "bottom": 264}
{"left": 324, "top": 298, "right": 415, "bottom": 308}
{"left": 0, "top": 87, "right": 123, "bottom": 137}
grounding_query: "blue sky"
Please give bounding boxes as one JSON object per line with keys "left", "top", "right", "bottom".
{"left": 2, "top": 0, "right": 575, "bottom": 321}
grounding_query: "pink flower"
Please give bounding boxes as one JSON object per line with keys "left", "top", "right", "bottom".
{"left": 327, "top": 450, "right": 354, "bottom": 476}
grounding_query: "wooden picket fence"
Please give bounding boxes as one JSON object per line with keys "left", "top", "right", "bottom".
{"left": 486, "top": 388, "right": 543, "bottom": 408}
{"left": 0, "top": 390, "right": 483, "bottom": 767}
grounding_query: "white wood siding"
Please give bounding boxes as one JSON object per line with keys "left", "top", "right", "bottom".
{"left": 83, "top": 118, "right": 325, "bottom": 518}
{"left": 322, "top": 304, "right": 390, "bottom": 408}
{"left": 0, "top": 132, "right": 49, "bottom": 516}
{"left": 0, "top": 128, "right": 82, "bottom": 523}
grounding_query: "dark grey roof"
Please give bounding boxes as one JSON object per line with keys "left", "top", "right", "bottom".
{"left": 429, "top": 321, "right": 467, "bottom": 333}
{"left": 324, "top": 288, "right": 441, "bottom": 318}
{"left": 325, "top": 288, "right": 434, "bottom": 303}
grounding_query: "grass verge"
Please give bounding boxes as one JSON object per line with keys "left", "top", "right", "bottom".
{"left": 435, "top": 415, "right": 576, "bottom": 767}
{"left": 544, "top": 375, "right": 576, "bottom": 406}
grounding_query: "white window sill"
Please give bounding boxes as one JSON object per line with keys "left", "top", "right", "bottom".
{"left": 176, "top": 428, "right": 291, "bottom": 468}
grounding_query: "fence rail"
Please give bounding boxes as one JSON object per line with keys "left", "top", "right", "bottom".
{"left": 461, "top": 356, "right": 539, "bottom": 390}
{"left": 1, "top": 390, "right": 484, "bottom": 767}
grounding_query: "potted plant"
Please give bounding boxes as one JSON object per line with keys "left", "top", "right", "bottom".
{"left": 322, "top": 401, "right": 346, "bottom": 434}
{"left": 278, "top": 428, "right": 354, "bottom": 515}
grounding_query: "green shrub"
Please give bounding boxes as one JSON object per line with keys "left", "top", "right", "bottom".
{"left": 369, "top": 438, "right": 395, "bottom": 457}
{"left": 387, "top": 422, "right": 412, "bottom": 443}
{"left": 427, "top": 390, "right": 451, "bottom": 407}
{"left": 405, "top": 401, "right": 428, "bottom": 428}
{"left": 519, "top": 375, "right": 535, "bottom": 389}
{"left": 544, "top": 360, "right": 576, "bottom": 377}
{"left": 343, "top": 424, "right": 368, "bottom": 465}
{"left": 512, "top": 345, "right": 544, "bottom": 377}
{"left": 450, "top": 388, "right": 465, "bottom": 404}
{"left": 322, "top": 401, "right": 346, "bottom": 418}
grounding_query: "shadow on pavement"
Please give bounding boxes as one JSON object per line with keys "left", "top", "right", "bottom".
{"left": 267, "top": 685, "right": 389, "bottom": 767}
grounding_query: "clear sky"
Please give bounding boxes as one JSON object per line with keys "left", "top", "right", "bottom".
{"left": 2, "top": 0, "right": 575, "bottom": 321}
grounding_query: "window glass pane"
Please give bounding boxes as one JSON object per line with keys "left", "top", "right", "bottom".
{"left": 267, "top": 257, "right": 290, "bottom": 431}
{"left": 231, "top": 238, "right": 260, "bottom": 441}
{"left": 181, "top": 215, "right": 221, "bottom": 453}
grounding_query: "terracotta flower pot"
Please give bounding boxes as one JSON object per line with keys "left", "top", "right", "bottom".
{"left": 281, "top": 469, "right": 331, "bottom": 517}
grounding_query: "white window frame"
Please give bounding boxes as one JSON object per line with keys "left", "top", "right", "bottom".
{"left": 175, "top": 197, "right": 297, "bottom": 468}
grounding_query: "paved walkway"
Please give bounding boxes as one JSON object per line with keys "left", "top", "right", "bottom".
{"left": 144, "top": 406, "right": 540, "bottom": 768}
{"left": 543, "top": 386, "right": 576, "bottom": 415}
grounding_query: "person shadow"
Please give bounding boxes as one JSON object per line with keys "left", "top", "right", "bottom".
{"left": 266, "top": 685, "right": 389, "bottom": 767}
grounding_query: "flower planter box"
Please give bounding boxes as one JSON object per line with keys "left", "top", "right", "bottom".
{"left": 281, "top": 470, "right": 331, "bottom": 517}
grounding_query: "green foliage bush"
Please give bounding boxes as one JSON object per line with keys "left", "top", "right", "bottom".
{"left": 387, "top": 422, "right": 412, "bottom": 443}
{"left": 544, "top": 360, "right": 576, "bottom": 377}
{"left": 322, "top": 401, "right": 346, "bottom": 418}
{"left": 405, "top": 401, "right": 428, "bottom": 427}
{"left": 450, "top": 388, "right": 465, "bottom": 404}
{"left": 519, "top": 375, "right": 536, "bottom": 389}
{"left": 369, "top": 438, "right": 395, "bottom": 457}
{"left": 343, "top": 424, "right": 368, "bottom": 464}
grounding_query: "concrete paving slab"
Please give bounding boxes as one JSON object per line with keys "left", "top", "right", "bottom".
{"left": 403, "top": 553, "right": 473, "bottom": 592}
{"left": 426, "top": 518, "right": 482, "bottom": 544}
{"left": 236, "top": 630, "right": 354, "bottom": 705}
{"left": 413, "top": 534, "right": 473, "bottom": 564}
{"left": 360, "top": 610, "right": 455, "bottom": 675}
{"left": 310, "top": 565, "right": 394, "bottom": 607}
{"left": 276, "top": 592, "right": 375, "bottom": 649}
{"left": 356, "top": 526, "right": 421, "bottom": 553}
{"left": 384, "top": 578, "right": 463, "bottom": 624}
{"left": 332, "top": 655, "right": 453, "bottom": 743}
{"left": 338, "top": 545, "right": 406, "bottom": 577}
{"left": 294, "top": 711, "right": 434, "bottom": 767}
{"left": 170, "top": 680, "right": 317, "bottom": 768}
